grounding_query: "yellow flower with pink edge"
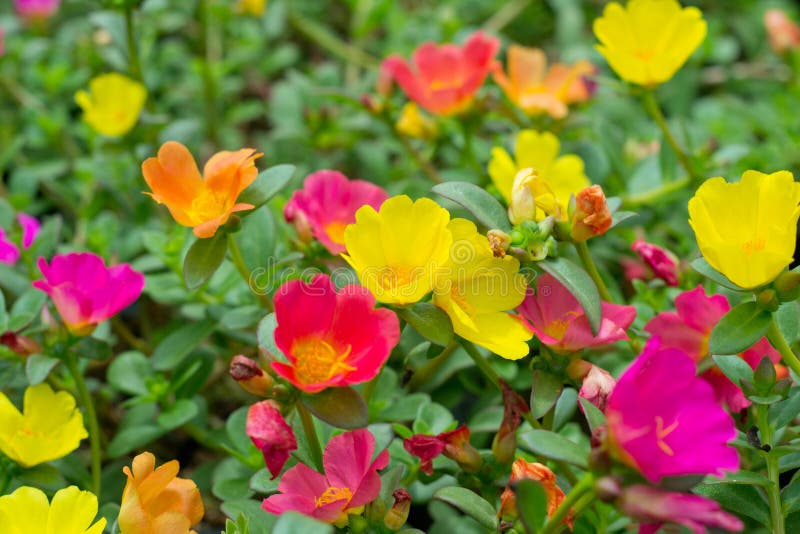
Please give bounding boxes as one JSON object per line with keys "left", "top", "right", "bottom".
{"left": 75, "top": 73, "right": 146, "bottom": 137}
{"left": 688, "top": 170, "right": 800, "bottom": 289}
{"left": 593, "top": 0, "right": 707, "bottom": 86}
{"left": 0, "top": 486, "right": 106, "bottom": 534}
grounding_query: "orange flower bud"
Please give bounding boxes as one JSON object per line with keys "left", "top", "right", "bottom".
{"left": 229, "top": 355, "right": 273, "bottom": 396}
{"left": 571, "top": 185, "right": 612, "bottom": 242}
{"left": 499, "top": 459, "right": 571, "bottom": 528}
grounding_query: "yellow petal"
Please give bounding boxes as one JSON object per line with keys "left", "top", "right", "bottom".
{"left": 0, "top": 486, "right": 50, "bottom": 534}
{"left": 46, "top": 486, "right": 106, "bottom": 534}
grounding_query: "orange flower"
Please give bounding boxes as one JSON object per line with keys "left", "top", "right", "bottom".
{"left": 765, "top": 9, "right": 800, "bottom": 54}
{"left": 571, "top": 184, "right": 612, "bottom": 242}
{"left": 142, "top": 141, "right": 262, "bottom": 238}
{"left": 499, "top": 459, "right": 572, "bottom": 528}
{"left": 493, "top": 45, "right": 595, "bottom": 119}
{"left": 118, "top": 452, "right": 204, "bottom": 534}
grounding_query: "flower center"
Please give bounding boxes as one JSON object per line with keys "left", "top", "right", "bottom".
{"left": 741, "top": 238, "right": 766, "bottom": 256}
{"left": 324, "top": 221, "right": 348, "bottom": 245}
{"left": 449, "top": 285, "right": 475, "bottom": 317}
{"left": 190, "top": 189, "right": 227, "bottom": 222}
{"left": 292, "top": 337, "right": 355, "bottom": 385}
{"left": 379, "top": 266, "right": 417, "bottom": 291}
{"left": 316, "top": 486, "right": 353, "bottom": 508}
{"left": 654, "top": 415, "right": 679, "bottom": 456}
{"left": 545, "top": 311, "right": 581, "bottom": 340}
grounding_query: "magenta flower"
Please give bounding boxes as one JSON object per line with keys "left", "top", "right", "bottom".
{"left": 0, "top": 213, "right": 41, "bottom": 265}
{"left": 33, "top": 252, "right": 145, "bottom": 335}
{"left": 246, "top": 400, "right": 297, "bottom": 479}
{"left": 262, "top": 428, "right": 389, "bottom": 525}
{"left": 14, "top": 0, "right": 60, "bottom": 19}
{"left": 606, "top": 338, "right": 739, "bottom": 483}
{"left": 517, "top": 274, "right": 636, "bottom": 353}
{"left": 284, "top": 171, "right": 388, "bottom": 255}
{"left": 271, "top": 274, "right": 400, "bottom": 393}
{"left": 619, "top": 485, "right": 743, "bottom": 534}
{"left": 630, "top": 238, "right": 680, "bottom": 286}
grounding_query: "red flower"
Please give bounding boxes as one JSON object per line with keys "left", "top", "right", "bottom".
{"left": 403, "top": 425, "right": 481, "bottom": 474}
{"left": 630, "top": 238, "right": 680, "bottom": 286}
{"left": 246, "top": 400, "right": 297, "bottom": 479}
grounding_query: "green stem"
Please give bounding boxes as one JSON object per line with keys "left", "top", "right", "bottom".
{"left": 198, "top": 0, "right": 219, "bottom": 148}
{"left": 287, "top": 8, "right": 378, "bottom": 69}
{"left": 407, "top": 341, "right": 458, "bottom": 391}
{"left": 641, "top": 90, "right": 701, "bottom": 184}
{"left": 768, "top": 319, "right": 800, "bottom": 380}
{"left": 620, "top": 175, "right": 690, "bottom": 209}
{"left": 65, "top": 353, "right": 102, "bottom": 495}
{"left": 361, "top": 375, "right": 378, "bottom": 406}
{"left": 541, "top": 473, "right": 594, "bottom": 534}
{"left": 574, "top": 241, "right": 613, "bottom": 303}
{"left": 377, "top": 112, "right": 442, "bottom": 184}
{"left": 228, "top": 235, "right": 274, "bottom": 311}
{"left": 758, "top": 403, "right": 785, "bottom": 534}
{"left": 297, "top": 403, "right": 324, "bottom": 472}
{"left": 124, "top": 5, "right": 143, "bottom": 82}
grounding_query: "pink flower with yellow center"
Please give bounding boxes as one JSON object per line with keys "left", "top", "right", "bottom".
{"left": 517, "top": 273, "right": 636, "bottom": 353}
{"left": 270, "top": 274, "right": 400, "bottom": 393}
{"left": 284, "top": 170, "right": 388, "bottom": 254}
{"left": 606, "top": 338, "right": 739, "bottom": 483}
{"left": 262, "top": 428, "right": 389, "bottom": 526}
{"left": 380, "top": 31, "right": 499, "bottom": 116}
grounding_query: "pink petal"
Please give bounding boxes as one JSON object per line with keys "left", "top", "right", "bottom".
{"left": 17, "top": 213, "right": 40, "bottom": 249}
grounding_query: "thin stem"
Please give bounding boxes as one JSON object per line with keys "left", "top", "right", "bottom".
{"left": 767, "top": 319, "right": 800, "bottom": 380}
{"left": 124, "top": 5, "right": 143, "bottom": 82}
{"left": 111, "top": 316, "right": 151, "bottom": 354}
{"left": 297, "top": 403, "right": 324, "bottom": 471}
{"left": 758, "top": 403, "right": 785, "bottom": 534}
{"left": 620, "top": 176, "right": 690, "bottom": 209}
{"left": 228, "top": 235, "right": 274, "bottom": 311}
{"left": 574, "top": 241, "right": 613, "bottom": 303}
{"left": 287, "top": 8, "right": 378, "bottom": 69}
{"left": 65, "top": 353, "right": 102, "bottom": 495}
{"left": 407, "top": 341, "right": 458, "bottom": 391}
{"left": 198, "top": 0, "right": 219, "bottom": 148}
{"left": 541, "top": 473, "right": 594, "bottom": 534}
{"left": 641, "top": 90, "right": 701, "bottom": 184}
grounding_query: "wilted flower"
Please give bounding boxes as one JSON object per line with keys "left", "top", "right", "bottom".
{"left": 246, "top": 400, "right": 297, "bottom": 479}
{"left": 571, "top": 185, "right": 612, "bottom": 242}
{"left": 0, "top": 486, "right": 105, "bottom": 534}
{"left": 606, "top": 338, "right": 739, "bottom": 483}
{"left": 765, "top": 9, "right": 800, "bottom": 54}
{"left": 142, "top": 141, "right": 262, "bottom": 238}
{"left": 403, "top": 425, "right": 481, "bottom": 474}
{"left": 14, "top": 0, "right": 60, "bottom": 20}
{"left": 284, "top": 170, "right": 388, "bottom": 255}
{"left": 262, "top": 429, "right": 389, "bottom": 526}
{"left": 344, "top": 195, "right": 452, "bottom": 305}
{"left": 593, "top": 0, "right": 707, "bottom": 86}
{"left": 383, "top": 489, "right": 411, "bottom": 531}
{"left": 499, "top": 459, "right": 571, "bottom": 527}
{"left": 493, "top": 45, "right": 595, "bottom": 119}
{"left": 33, "top": 252, "right": 145, "bottom": 335}
{"left": 630, "top": 238, "right": 680, "bottom": 286}
{"left": 381, "top": 31, "right": 499, "bottom": 115}
{"left": 395, "top": 102, "right": 438, "bottom": 140}
{"left": 0, "top": 213, "right": 40, "bottom": 265}
{"left": 689, "top": 170, "right": 800, "bottom": 289}
{"left": 492, "top": 380, "right": 530, "bottom": 463}
{"left": 229, "top": 355, "right": 273, "bottom": 396}
{"left": 75, "top": 73, "right": 147, "bottom": 137}
{"left": 518, "top": 273, "right": 636, "bottom": 353}
{"left": 118, "top": 452, "right": 204, "bottom": 534}
{"left": 271, "top": 274, "right": 400, "bottom": 393}
{"left": 0, "top": 383, "right": 87, "bottom": 467}
{"left": 0, "top": 331, "right": 42, "bottom": 356}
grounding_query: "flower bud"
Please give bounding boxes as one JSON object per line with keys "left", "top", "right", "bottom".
{"left": 630, "top": 238, "right": 680, "bottom": 286}
{"left": 0, "top": 332, "right": 42, "bottom": 357}
{"left": 774, "top": 271, "right": 800, "bottom": 302}
{"left": 229, "top": 355, "right": 273, "bottom": 396}
{"left": 283, "top": 203, "right": 314, "bottom": 244}
{"left": 765, "top": 9, "right": 800, "bottom": 54}
{"left": 756, "top": 288, "right": 780, "bottom": 312}
{"left": 508, "top": 168, "right": 563, "bottom": 225}
{"left": 395, "top": 103, "right": 438, "bottom": 140}
{"left": 441, "top": 425, "right": 482, "bottom": 473}
{"left": 593, "top": 476, "right": 621, "bottom": 502}
{"left": 488, "top": 229, "right": 512, "bottom": 258}
{"left": 383, "top": 489, "right": 411, "bottom": 531}
{"left": 570, "top": 185, "right": 612, "bottom": 242}
{"left": 578, "top": 365, "right": 616, "bottom": 413}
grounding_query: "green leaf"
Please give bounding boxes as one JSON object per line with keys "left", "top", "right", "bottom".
{"left": 75, "top": 337, "right": 112, "bottom": 361}
{"left": 301, "top": 386, "right": 368, "bottom": 429}
{"left": 609, "top": 210, "right": 637, "bottom": 229}
{"left": 238, "top": 164, "right": 296, "bottom": 209}
{"left": 433, "top": 486, "right": 498, "bottom": 530}
{"left": 703, "top": 470, "right": 773, "bottom": 487}
{"left": 397, "top": 303, "right": 453, "bottom": 347}
{"left": 709, "top": 302, "right": 772, "bottom": 355}
{"left": 530, "top": 370, "right": 563, "bottom": 419}
{"left": 107, "top": 351, "right": 152, "bottom": 396}
{"left": 538, "top": 257, "right": 601, "bottom": 335}
{"left": 8, "top": 289, "right": 47, "bottom": 331}
{"left": 106, "top": 424, "right": 165, "bottom": 457}
{"left": 413, "top": 402, "right": 454, "bottom": 435}
{"left": 553, "top": 387, "right": 578, "bottom": 431}
{"left": 183, "top": 233, "right": 228, "bottom": 289}
{"left": 432, "top": 181, "right": 511, "bottom": 232}
{"left": 221, "top": 499, "right": 276, "bottom": 534}
{"left": 151, "top": 319, "right": 216, "bottom": 371}
{"left": 518, "top": 429, "right": 588, "bottom": 469}
{"left": 0, "top": 289, "right": 7, "bottom": 333}
{"left": 712, "top": 355, "right": 754, "bottom": 387}
{"left": 782, "top": 475, "right": 800, "bottom": 514}
{"left": 516, "top": 479, "right": 548, "bottom": 533}
{"left": 257, "top": 313, "right": 280, "bottom": 357}
{"left": 25, "top": 354, "right": 59, "bottom": 385}
{"left": 770, "top": 387, "right": 800, "bottom": 429}
{"left": 690, "top": 258, "right": 741, "bottom": 290}
{"left": 578, "top": 397, "right": 606, "bottom": 432}
{"left": 272, "top": 511, "right": 334, "bottom": 534}
{"left": 776, "top": 302, "right": 799, "bottom": 344}
{"left": 693, "top": 483, "right": 770, "bottom": 526}
{"left": 157, "top": 399, "right": 199, "bottom": 430}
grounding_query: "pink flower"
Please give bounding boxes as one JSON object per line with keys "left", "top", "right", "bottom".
{"left": 381, "top": 31, "right": 499, "bottom": 115}
{"left": 246, "top": 400, "right": 297, "bottom": 479}
{"left": 262, "top": 428, "right": 389, "bottom": 525}
{"left": 619, "top": 485, "right": 743, "bottom": 534}
{"left": 14, "top": 0, "right": 60, "bottom": 19}
{"left": 606, "top": 338, "right": 739, "bottom": 483}
{"left": 33, "top": 252, "right": 145, "bottom": 335}
{"left": 765, "top": 9, "right": 800, "bottom": 54}
{"left": 0, "top": 213, "right": 41, "bottom": 265}
{"left": 517, "top": 274, "right": 636, "bottom": 353}
{"left": 271, "top": 274, "right": 400, "bottom": 393}
{"left": 579, "top": 364, "right": 616, "bottom": 413}
{"left": 630, "top": 238, "right": 680, "bottom": 286}
{"left": 284, "top": 171, "right": 388, "bottom": 255}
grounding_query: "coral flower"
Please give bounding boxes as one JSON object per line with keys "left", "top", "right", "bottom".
{"left": 499, "top": 459, "right": 571, "bottom": 527}
{"left": 119, "top": 452, "right": 204, "bottom": 534}
{"left": 344, "top": 195, "right": 453, "bottom": 305}
{"left": 34, "top": 252, "right": 145, "bottom": 335}
{"left": 606, "top": 338, "right": 739, "bottom": 483}
{"left": 432, "top": 218, "right": 531, "bottom": 359}
{"left": 593, "top": 0, "right": 707, "bottom": 86}
{"left": 689, "top": 170, "right": 800, "bottom": 289}
{"left": 262, "top": 429, "right": 389, "bottom": 525}
{"left": 142, "top": 141, "right": 262, "bottom": 238}
{"left": 14, "top": 0, "right": 60, "bottom": 20}
{"left": 246, "top": 400, "right": 297, "bottom": 479}
{"left": 0, "top": 383, "right": 87, "bottom": 467}
{"left": 271, "top": 274, "right": 400, "bottom": 393}
{"left": 284, "top": 170, "right": 388, "bottom": 255}
{"left": 630, "top": 238, "right": 680, "bottom": 286}
{"left": 0, "top": 213, "right": 40, "bottom": 265}
{"left": 765, "top": 9, "right": 800, "bottom": 54}
{"left": 571, "top": 185, "right": 612, "bottom": 242}
{"left": 488, "top": 130, "right": 589, "bottom": 219}
{"left": 493, "top": 45, "right": 595, "bottom": 119}
{"left": 380, "top": 31, "right": 499, "bottom": 115}
{"left": 75, "top": 73, "right": 147, "bottom": 137}
{"left": 517, "top": 273, "right": 636, "bottom": 353}
{"left": 0, "top": 485, "right": 106, "bottom": 534}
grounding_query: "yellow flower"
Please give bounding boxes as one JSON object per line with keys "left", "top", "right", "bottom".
{"left": 343, "top": 195, "right": 453, "bottom": 305}
{"left": 488, "top": 130, "right": 589, "bottom": 220}
{"left": 0, "top": 383, "right": 87, "bottom": 467}
{"left": 0, "top": 485, "right": 106, "bottom": 534}
{"left": 432, "top": 219, "right": 532, "bottom": 359}
{"left": 508, "top": 168, "right": 565, "bottom": 225}
{"left": 238, "top": 0, "right": 267, "bottom": 16}
{"left": 396, "top": 102, "right": 438, "bottom": 140}
{"left": 75, "top": 73, "right": 147, "bottom": 137}
{"left": 593, "top": 0, "right": 707, "bottom": 86}
{"left": 688, "top": 170, "right": 800, "bottom": 289}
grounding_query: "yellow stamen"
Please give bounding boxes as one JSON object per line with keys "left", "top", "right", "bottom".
{"left": 292, "top": 338, "right": 355, "bottom": 385}
{"left": 324, "top": 221, "right": 348, "bottom": 245}
{"left": 316, "top": 486, "right": 353, "bottom": 508}
{"left": 654, "top": 415, "right": 679, "bottom": 456}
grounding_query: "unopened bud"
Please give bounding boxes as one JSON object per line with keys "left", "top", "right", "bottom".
{"left": 756, "top": 288, "right": 780, "bottom": 312}
{"left": 230, "top": 355, "right": 273, "bottom": 396}
{"left": 594, "top": 476, "right": 621, "bottom": 502}
{"left": 441, "top": 426, "right": 483, "bottom": 473}
{"left": 570, "top": 185, "right": 612, "bottom": 242}
{"left": 223, "top": 215, "right": 243, "bottom": 234}
{"left": 774, "top": 271, "right": 800, "bottom": 302}
{"left": 0, "top": 332, "right": 42, "bottom": 357}
{"left": 383, "top": 489, "right": 411, "bottom": 531}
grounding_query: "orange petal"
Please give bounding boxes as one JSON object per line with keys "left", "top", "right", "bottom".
{"left": 203, "top": 149, "right": 262, "bottom": 198}
{"left": 142, "top": 142, "right": 203, "bottom": 212}
{"left": 192, "top": 203, "right": 253, "bottom": 238}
